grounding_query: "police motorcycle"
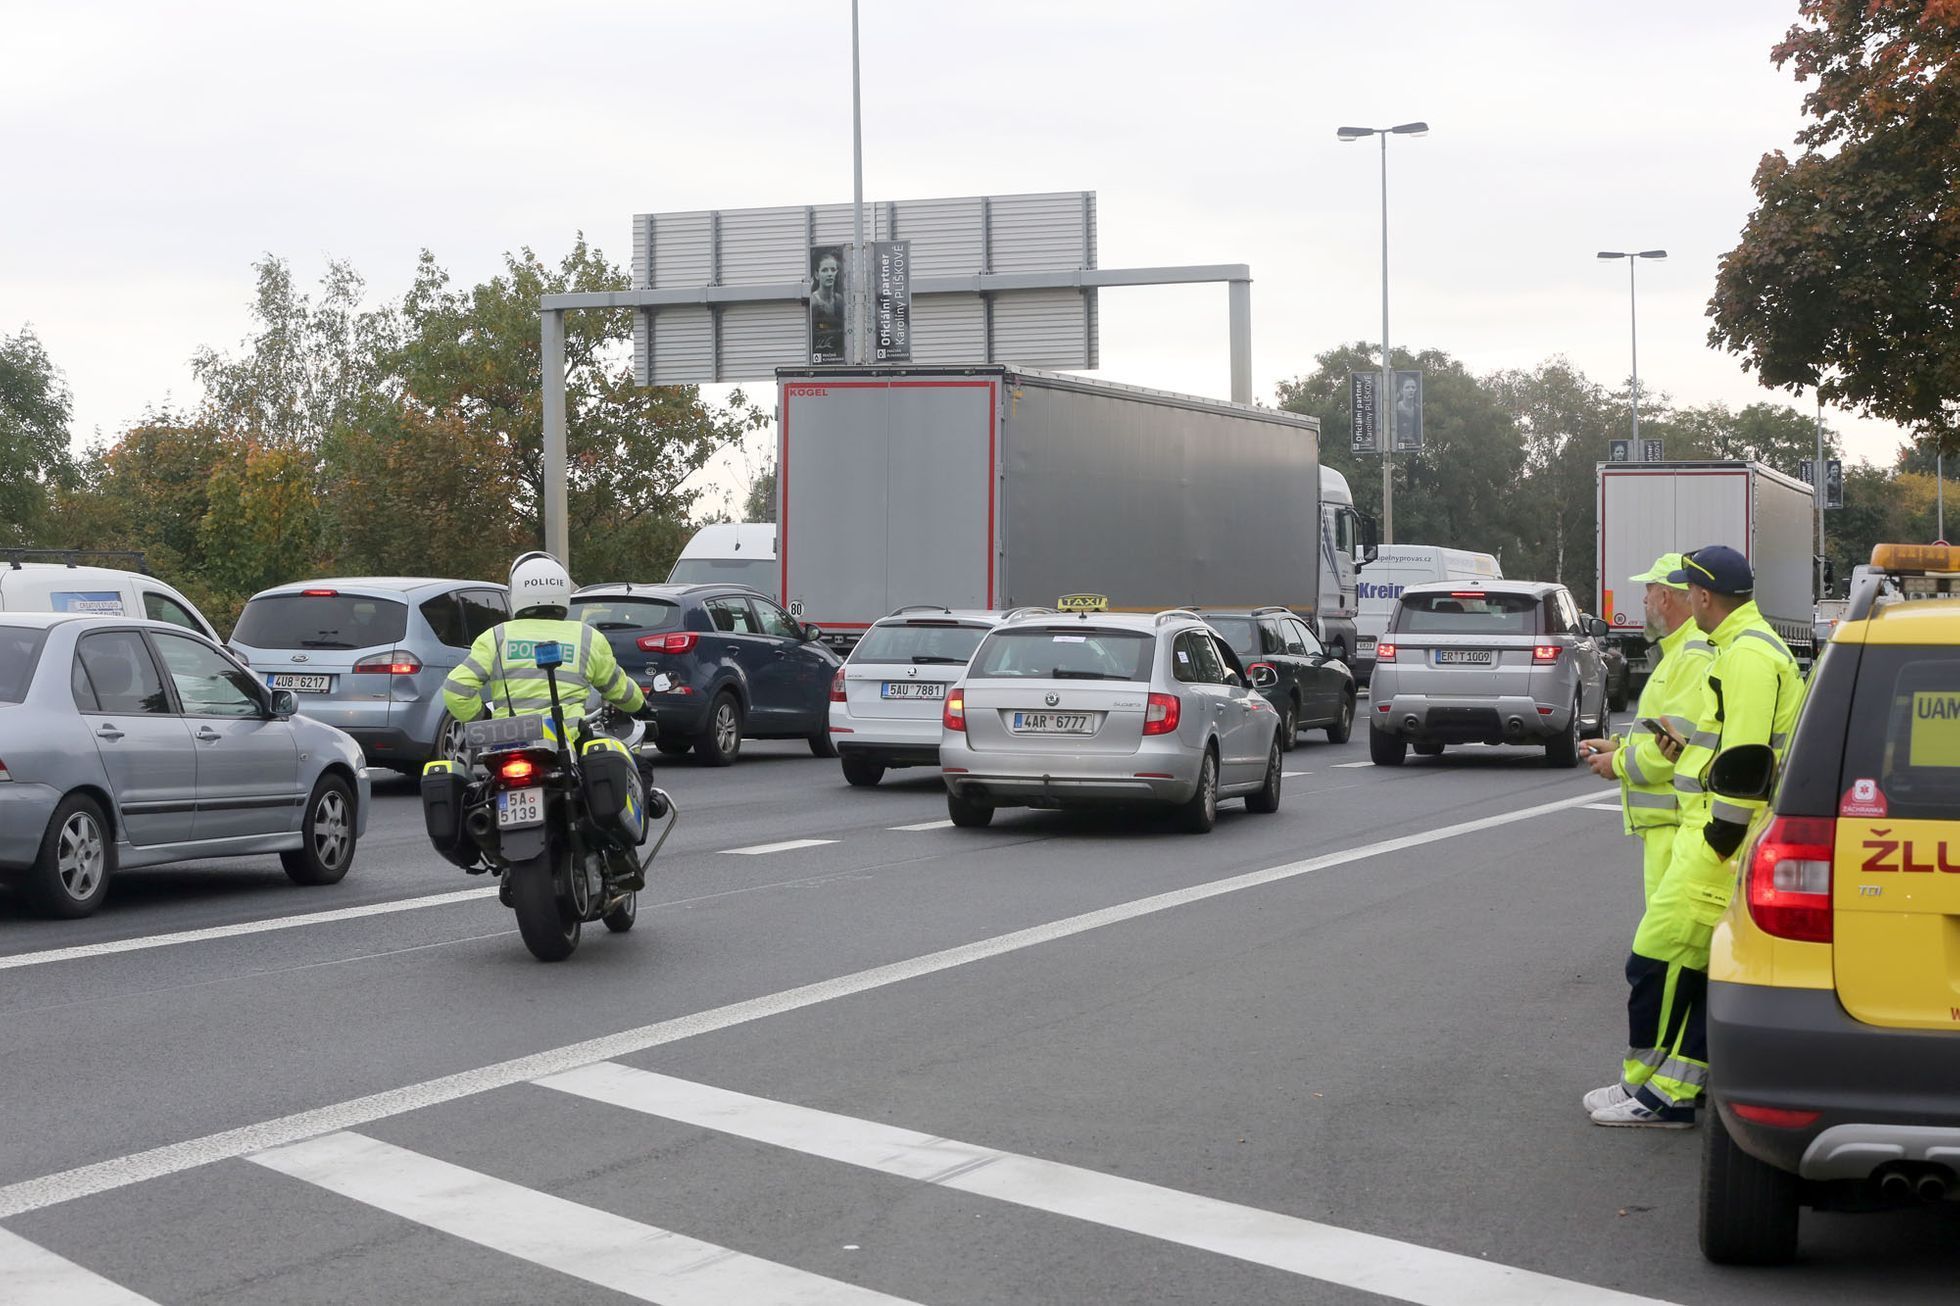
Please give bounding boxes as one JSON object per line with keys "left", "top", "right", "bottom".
{"left": 420, "top": 641, "right": 678, "bottom": 962}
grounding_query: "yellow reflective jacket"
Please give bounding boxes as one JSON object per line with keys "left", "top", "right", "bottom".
{"left": 1671, "top": 600, "right": 1806, "bottom": 834}
{"left": 441, "top": 618, "right": 645, "bottom": 723}
{"left": 1612, "top": 619, "right": 1715, "bottom": 832}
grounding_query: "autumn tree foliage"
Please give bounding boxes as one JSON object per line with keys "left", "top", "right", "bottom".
{"left": 1709, "top": 0, "right": 1960, "bottom": 443}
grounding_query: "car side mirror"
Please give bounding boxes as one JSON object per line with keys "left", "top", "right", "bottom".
{"left": 801, "top": 623, "right": 824, "bottom": 643}
{"left": 269, "top": 688, "right": 299, "bottom": 720}
{"left": 1706, "top": 744, "right": 1777, "bottom": 802}
{"left": 1585, "top": 616, "right": 1609, "bottom": 638}
{"left": 1248, "top": 662, "right": 1279, "bottom": 691}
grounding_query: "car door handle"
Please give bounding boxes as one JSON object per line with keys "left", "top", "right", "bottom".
{"left": 195, "top": 727, "right": 222, "bottom": 742}
{"left": 96, "top": 724, "right": 125, "bottom": 742}
{"left": 773, "top": 649, "right": 788, "bottom": 658}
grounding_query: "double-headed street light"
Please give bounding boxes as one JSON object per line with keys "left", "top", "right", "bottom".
{"left": 1597, "top": 249, "right": 1667, "bottom": 460}
{"left": 1338, "top": 121, "right": 1427, "bottom": 545}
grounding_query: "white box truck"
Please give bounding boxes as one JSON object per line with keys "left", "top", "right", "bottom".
{"left": 776, "top": 366, "right": 1371, "bottom": 650}
{"left": 1595, "top": 460, "right": 1816, "bottom": 683}
{"left": 1351, "top": 544, "right": 1503, "bottom": 685}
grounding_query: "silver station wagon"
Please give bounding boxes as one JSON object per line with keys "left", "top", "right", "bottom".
{"left": 0, "top": 613, "right": 370, "bottom": 918}
{"left": 1367, "top": 580, "right": 1609, "bottom": 767}
{"left": 938, "top": 608, "right": 1283, "bottom": 832}
{"left": 829, "top": 607, "right": 1005, "bottom": 787}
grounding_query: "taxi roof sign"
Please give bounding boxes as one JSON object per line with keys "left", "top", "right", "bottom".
{"left": 1871, "top": 543, "right": 1960, "bottom": 574}
{"left": 1057, "top": 593, "right": 1108, "bottom": 612}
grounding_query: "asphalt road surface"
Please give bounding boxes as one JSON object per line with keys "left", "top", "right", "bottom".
{"left": 2, "top": 726, "right": 1955, "bottom": 1304}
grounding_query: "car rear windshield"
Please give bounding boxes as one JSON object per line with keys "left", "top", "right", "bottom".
{"left": 571, "top": 597, "right": 683, "bottom": 633}
{"left": 1205, "top": 617, "right": 1259, "bottom": 658}
{"left": 967, "top": 627, "right": 1155, "bottom": 681}
{"left": 851, "top": 621, "right": 990, "bottom": 666}
{"left": 0, "top": 625, "right": 49, "bottom": 704}
{"left": 232, "top": 593, "right": 409, "bottom": 650}
{"left": 1392, "top": 592, "right": 1540, "bottom": 637}
{"left": 1839, "top": 645, "right": 1960, "bottom": 821}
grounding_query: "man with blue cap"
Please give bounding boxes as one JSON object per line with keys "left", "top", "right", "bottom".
{"left": 1588, "top": 544, "right": 1806, "bottom": 1127}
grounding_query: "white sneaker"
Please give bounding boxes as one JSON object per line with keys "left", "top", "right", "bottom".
{"left": 1582, "top": 1082, "right": 1630, "bottom": 1114}
{"left": 1590, "top": 1095, "right": 1696, "bottom": 1129}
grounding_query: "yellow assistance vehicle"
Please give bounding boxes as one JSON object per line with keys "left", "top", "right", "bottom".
{"left": 1699, "top": 544, "right": 1960, "bottom": 1264}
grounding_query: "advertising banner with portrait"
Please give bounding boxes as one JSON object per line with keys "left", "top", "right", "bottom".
{"left": 808, "top": 244, "right": 847, "bottom": 363}
{"left": 1391, "top": 369, "right": 1423, "bottom": 452}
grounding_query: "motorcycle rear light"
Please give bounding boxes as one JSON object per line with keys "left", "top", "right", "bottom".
{"left": 1747, "top": 815, "right": 1835, "bottom": 943}
{"left": 353, "top": 651, "right": 423, "bottom": 675}
{"left": 637, "top": 632, "right": 699, "bottom": 654}
{"left": 498, "top": 756, "right": 538, "bottom": 784}
{"left": 1143, "top": 692, "right": 1181, "bottom": 735}
{"left": 830, "top": 668, "right": 847, "bottom": 702}
{"left": 1532, "top": 644, "right": 1561, "bottom": 664}
{"left": 1374, "top": 642, "right": 1396, "bottom": 661}
{"left": 1731, "top": 1103, "right": 1822, "bottom": 1129}
{"left": 943, "top": 691, "right": 966, "bottom": 731}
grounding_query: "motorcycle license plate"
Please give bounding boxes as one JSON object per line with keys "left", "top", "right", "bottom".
{"left": 497, "top": 787, "right": 544, "bottom": 828}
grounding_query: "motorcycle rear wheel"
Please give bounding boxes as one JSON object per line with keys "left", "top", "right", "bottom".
{"left": 510, "top": 852, "right": 581, "bottom": 962}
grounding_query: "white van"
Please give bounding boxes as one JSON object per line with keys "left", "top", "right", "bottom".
{"left": 0, "top": 558, "right": 221, "bottom": 641}
{"left": 1353, "top": 544, "right": 1502, "bottom": 684}
{"left": 666, "top": 522, "right": 777, "bottom": 599}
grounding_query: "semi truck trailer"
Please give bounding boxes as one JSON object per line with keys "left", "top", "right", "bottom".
{"left": 1595, "top": 460, "right": 1816, "bottom": 685}
{"left": 776, "top": 365, "right": 1371, "bottom": 654}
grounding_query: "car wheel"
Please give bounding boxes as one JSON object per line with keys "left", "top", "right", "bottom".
{"left": 1175, "top": 749, "right": 1219, "bottom": 833}
{"left": 1279, "top": 698, "right": 1298, "bottom": 752}
{"left": 1369, "top": 728, "right": 1406, "bottom": 767}
{"left": 433, "top": 711, "right": 468, "bottom": 764}
{"left": 281, "top": 774, "right": 358, "bottom": 885}
{"left": 1326, "top": 691, "right": 1355, "bottom": 744}
{"left": 27, "top": 794, "right": 115, "bottom": 919}
{"left": 1546, "top": 694, "right": 1583, "bottom": 768}
{"left": 654, "top": 739, "right": 692, "bottom": 757}
{"left": 1245, "top": 736, "right": 1282, "bottom": 814}
{"left": 1699, "top": 1105, "right": 1801, "bottom": 1265}
{"left": 946, "top": 789, "right": 994, "bottom": 828}
{"left": 694, "top": 693, "right": 743, "bottom": 767}
{"left": 842, "top": 757, "right": 885, "bottom": 788}
{"left": 602, "top": 891, "right": 637, "bottom": 934}
{"left": 808, "top": 729, "right": 839, "bottom": 759}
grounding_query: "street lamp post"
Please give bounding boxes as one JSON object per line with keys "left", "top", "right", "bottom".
{"left": 1339, "top": 121, "right": 1428, "bottom": 544}
{"left": 1596, "top": 250, "right": 1667, "bottom": 460}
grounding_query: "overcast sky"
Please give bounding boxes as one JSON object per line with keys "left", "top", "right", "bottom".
{"left": 4, "top": 1, "right": 1900, "bottom": 515}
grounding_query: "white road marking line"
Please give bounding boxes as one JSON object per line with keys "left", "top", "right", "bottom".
{"left": 0, "top": 790, "right": 1599, "bottom": 1220}
{"left": 1280, "top": 771, "right": 1311, "bottom": 778}
{"left": 1582, "top": 802, "right": 1624, "bottom": 812}
{"left": 248, "top": 1132, "right": 914, "bottom": 1306}
{"left": 720, "top": 838, "right": 839, "bottom": 856}
{"left": 0, "top": 888, "right": 498, "bottom": 973}
{"left": 1332, "top": 761, "right": 1374, "bottom": 769}
{"left": 888, "top": 819, "right": 955, "bottom": 832}
{"left": 543, "top": 1064, "right": 1672, "bottom": 1306}
{"left": 0, "top": 1226, "right": 157, "bottom": 1304}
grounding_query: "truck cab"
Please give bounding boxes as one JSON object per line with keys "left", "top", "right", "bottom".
{"left": 1317, "top": 468, "right": 1375, "bottom": 665}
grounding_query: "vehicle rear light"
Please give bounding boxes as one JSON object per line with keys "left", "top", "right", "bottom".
{"left": 1532, "top": 644, "right": 1561, "bottom": 664}
{"left": 1449, "top": 591, "right": 1484, "bottom": 599}
{"left": 830, "top": 668, "right": 847, "bottom": 702}
{"left": 352, "top": 651, "right": 423, "bottom": 675}
{"left": 637, "top": 631, "right": 699, "bottom": 654}
{"left": 943, "top": 691, "right": 966, "bottom": 732}
{"left": 1375, "top": 642, "right": 1397, "bottom": 661}
{"left": 0, "top": 758, "right": 10, "bottom": 782}
{"left": 1747, "top": 816, "right": 1835, "bottom": 943}
{"left": 1537, "top": 705, "right": 1554, "bottom": 716}
{"left": 301, "top": 588, "right": 338, "bottom": 597}
{"left": 1730, "top": 1103, "right": 1823, "bottom": 1129}
{"left": 1143, "top": 692, "right": 1181, "bottom": 735}
{"left": 1377, "top": 702, "right": 1390, "bottom": 712}
{"left": 497, "top": 755, "right": 538, "bottom": 784}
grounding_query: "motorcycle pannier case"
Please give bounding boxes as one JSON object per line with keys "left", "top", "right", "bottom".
{"left": 420, "top": 759, "right": 476, "bottom": 868}
{"left": 580, "top": 736, "right": 647, "bottom": 845}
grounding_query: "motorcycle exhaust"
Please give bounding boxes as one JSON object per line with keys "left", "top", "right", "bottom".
{"left": 465, "top": 808, "right": 496, "bottom": 845}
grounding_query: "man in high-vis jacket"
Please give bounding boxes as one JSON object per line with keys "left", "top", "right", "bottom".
{"left": 1580, "top": 552, "right": 1716, "bottom": 904}
{"left": 442, "top": 551, "right": 645, "bottom": 726}
{"left": 1588, "top": 545, "right": 1805, "bottom": 1128}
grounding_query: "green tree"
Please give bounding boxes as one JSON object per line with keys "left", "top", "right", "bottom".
{"left": 1708, "top": 0, "right": 1960, "bottom": 444}
{"left": 1485, "top": 359, "right": 1621, "bottom": 608}
{"left": 0, "top": 325, "right": 77, "bottom": 545}
{"left": 743, "top": 464, "right": 777, "bottom": 523}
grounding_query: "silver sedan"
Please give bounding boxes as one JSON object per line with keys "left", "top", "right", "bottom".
{"left": 938, "top": 609, "right": 1283, "bottom": 832}
{"left": 0, "top": 613, "right": 370, "bottom": 918}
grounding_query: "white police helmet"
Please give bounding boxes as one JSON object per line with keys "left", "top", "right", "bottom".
{"left": 509, "top": 550, "right": 573, "bottom": 617}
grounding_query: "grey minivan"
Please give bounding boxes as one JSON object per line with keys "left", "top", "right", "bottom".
{"left": 0, "top": 613, "right": 370, "bottom": 918}
{"left": 1367, "top": 580, "right": 1610, "bottom": 767}
{"left": 229, "top": 578, "right": 510, "bottom": 772}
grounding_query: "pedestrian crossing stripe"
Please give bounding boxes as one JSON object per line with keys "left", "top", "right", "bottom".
{"left": 0, "top": 1225, "right": 157, "bottom": 1305}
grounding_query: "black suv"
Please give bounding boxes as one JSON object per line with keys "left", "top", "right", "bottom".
{"left": 570, "top": 583, "right": 841, "bottom": 766}
{"left": 1198, "top": 607, "right": 1357, "bottom": 749}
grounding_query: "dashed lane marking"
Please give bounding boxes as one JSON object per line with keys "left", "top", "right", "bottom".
{"left": 1582, "top": 802, "right": 1624, "bottom": 812}
{"left": 1281, "top": 771, "right": 1311, "bottom": 778}
{"left": 720, "top": 838, "right": 840, "bottom": 856}
{"left": 888, "top": 820, "right": 956, "bottom": 832}
{"left": 1332, "top": 761, "right": 1374, "bottom": 769}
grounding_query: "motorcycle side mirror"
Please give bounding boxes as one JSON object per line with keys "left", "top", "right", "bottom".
{"left": 1706, "top": 744, "right": 1778, "bottom": 802}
